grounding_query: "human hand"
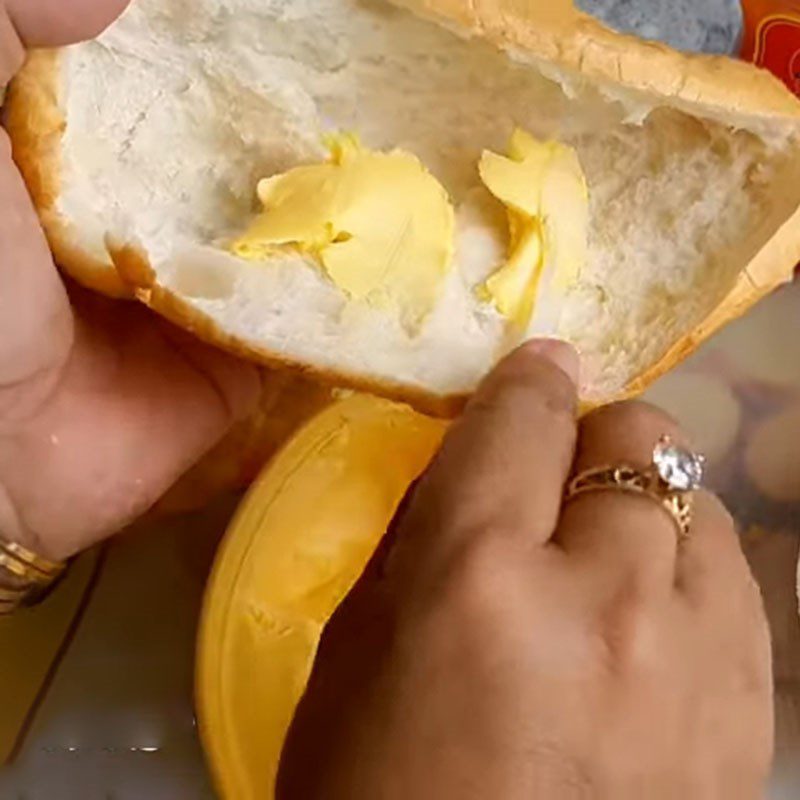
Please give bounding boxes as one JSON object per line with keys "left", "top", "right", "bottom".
{"left": 0, "top": 0, "right": 259, "bottom": 561}
{"left": 278, "top": 341, "right": 773, "bottom": 799}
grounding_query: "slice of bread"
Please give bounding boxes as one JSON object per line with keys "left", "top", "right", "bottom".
{"left": 7, "top": 0, "right": 800, "bottom": 416}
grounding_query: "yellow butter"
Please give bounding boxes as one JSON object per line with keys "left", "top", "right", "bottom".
{"left": 479, "top": 130, "right": 589, "bottom": 328}
{"left": 482, "top": 221, "right": 544, "bottom": 324}
{"left": 233, "top": 130, "right": 587, "bottom": 335}
{"left": 232, "top": 134, "right": 455, "bottom": 330}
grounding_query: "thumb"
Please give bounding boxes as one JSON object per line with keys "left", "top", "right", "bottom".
{"left": 0, "top": 0, "right": 129, "bottom": 396}
{"left": 5, "top": 0, "right": 130, "bottom": 48}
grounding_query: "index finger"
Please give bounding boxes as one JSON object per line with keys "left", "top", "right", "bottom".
{"left": 395, "top": 340, "right": 580, "bottom": 565}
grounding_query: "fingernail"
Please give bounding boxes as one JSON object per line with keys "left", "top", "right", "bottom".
{"left": 522, "top": 338, "right": 580, "bottom": 385}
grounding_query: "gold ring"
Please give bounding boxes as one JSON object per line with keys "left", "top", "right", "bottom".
{"left": 0, "top": 538, "right": 68, "bottom": 615}
{"left": 565, "top": 436, "right": 705, "bottom": 540}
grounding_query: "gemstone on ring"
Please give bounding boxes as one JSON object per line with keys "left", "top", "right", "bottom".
{"left": 653, "top": 436, "right": 705, "bottom": 492}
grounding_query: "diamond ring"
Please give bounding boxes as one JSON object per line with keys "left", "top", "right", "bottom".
{"left": 564, "top": 436, "right": 706, "bottom": 539}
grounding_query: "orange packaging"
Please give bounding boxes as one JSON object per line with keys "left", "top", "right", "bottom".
{"left": 740, "top": 2, "right": 800, "bottom": 275}
{"left": 741, "top": 0, "right": 800, "bottom": 95}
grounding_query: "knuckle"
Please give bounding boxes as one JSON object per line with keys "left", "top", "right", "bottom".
{"left": 533, "top": 376, "right": 579, "bottom": 424}
{"left": 462, "top": 393, "right": 504, "bottom": 428}
{"left": 483, "top": 354, "right": 577, "bottom": 418}
{"left": 526, "top": 360, "right": 578, "bottom": 413}
{"left": 450, "top": 534, "right": 510, "bottom": 587}
{"left": 433, "top": 534, "right": 520, "bottom": 617}
{"left": 590, "top": 583, "right": 659, "bottom": 675}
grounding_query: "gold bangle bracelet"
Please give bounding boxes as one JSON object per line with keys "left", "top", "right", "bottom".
{"left": 0, "top": 538, "right": 67, "bottom": 615}
{"left": 0, "top": 586, "right": 24, "bottom": 615}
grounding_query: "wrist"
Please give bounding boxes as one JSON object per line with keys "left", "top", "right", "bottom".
{"left": 0, "top": 480, "right": 65, "bottom": 563}
{"left": 0, "top": 561, "right": 25, "bottom": 591}
{"left": 0, "top": 485, "right": 69, "bottom": 612}
{"left": 0, "top": 536, "right": 69, "bottom": 614}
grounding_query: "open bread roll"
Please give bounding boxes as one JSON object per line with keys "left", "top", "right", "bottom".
{"left": 7, "top": 0, "right": 800, "bottom": 415}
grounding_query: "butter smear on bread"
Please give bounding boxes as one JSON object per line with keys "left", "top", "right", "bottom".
{"left": 233, "top": 131, "right": 588, "bottom": 333}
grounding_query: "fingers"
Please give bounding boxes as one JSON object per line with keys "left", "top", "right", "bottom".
{"left": 392, "top": 340, "right": 579, "bottom": 569}
{"left": 0, "top": 4, "right": 23, "bottom": 83}
{"left": 559, "top": 402, "right": 688, "bottom": 596}
{"left": 674, "top": 492, "right": 754, "bottom": 608}
{"left": 4, "top": 0, "right": 130, "bottom": 48}
{"left": 157, "top": 321, "right": 262, "bottom": 423}
{"left": 535, "top": 396, "right": 746, "bottom": 613}
{"left": 4, "top": 303, "right": 261, "bottom": 560}
{"left": 0, "top": 0, "right": 129, "bottom": 396}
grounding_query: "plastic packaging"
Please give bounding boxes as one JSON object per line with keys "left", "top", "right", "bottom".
{"left": 740, "top": 1, "right": 800, "bottom": 277}
{"left": 741, "top": 0, "right": 800, "bottom": 94}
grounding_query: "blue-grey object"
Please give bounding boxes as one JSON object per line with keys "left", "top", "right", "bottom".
{"left": 577, "top": 0, "right": 744, "bottom": 55}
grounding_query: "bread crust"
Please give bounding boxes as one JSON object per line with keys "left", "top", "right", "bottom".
{"left": 628, "top": 204, "right": 800, "bottom": 396}
{"left": 6, "top": 49, "right": 133, "bottom": 298}
{"left": 6, "top": 2, "right": 800, "bottom": 418}
{"left": 402, "top": 0, "right": 800, "bottom": 127}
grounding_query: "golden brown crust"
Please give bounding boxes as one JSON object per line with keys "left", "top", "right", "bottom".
{"left": 5, "top": 51, "right": 60, "bottom": 210}
{"left": 626, "top": 200, "right": 800, "bottom": 397}
{"left": 108, "top": 240, "right": 158, "bottom": 287}
{"left": 401, "top": 0, "right": 800, "bottom": 127}
{"left": 6, "top": 49, "right": 132, "bottom": 298}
